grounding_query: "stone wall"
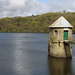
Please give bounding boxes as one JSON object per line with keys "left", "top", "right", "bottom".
{"left": 48, "top": 28, "right": 72, "bottom": 57}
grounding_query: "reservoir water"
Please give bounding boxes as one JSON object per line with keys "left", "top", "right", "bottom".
{"left": 0, "top": 33, "right": 75, "bottom": 75}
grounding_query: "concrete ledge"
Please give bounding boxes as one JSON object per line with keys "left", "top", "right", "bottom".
{"left": 64, "top": 40, "right": 73, "bottom": 44}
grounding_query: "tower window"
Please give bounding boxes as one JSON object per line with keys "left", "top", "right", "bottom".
{"left": 55, "top": 30, "right": 58, "bottom": 35}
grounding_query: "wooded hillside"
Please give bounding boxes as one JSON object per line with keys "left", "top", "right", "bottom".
{"left": 0, "top": 12, "right": 75, "bottom": 33}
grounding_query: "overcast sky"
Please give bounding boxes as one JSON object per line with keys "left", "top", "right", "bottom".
{"left": 0, "top": 0, "right": 75, "bottom": 18}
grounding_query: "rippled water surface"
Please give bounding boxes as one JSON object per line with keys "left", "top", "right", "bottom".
{"left": 0, "top": 33, "right": 75, "bottom": 75}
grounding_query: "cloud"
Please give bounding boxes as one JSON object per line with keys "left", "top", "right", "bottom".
{"left": 47, "top": 0, "right": 75, "bottom": 12}
{"left": 0, "top": 0, "right": 75, "bottom": 18}
{"left": 7, "top": 0, "right": 27, "bottom": 9}
{"left": 0, "top": 0, "right": 48, "bottom": 17}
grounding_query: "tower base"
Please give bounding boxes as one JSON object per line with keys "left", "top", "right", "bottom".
{"left": 48, "top": 40, "right": 72, "bottom": 58}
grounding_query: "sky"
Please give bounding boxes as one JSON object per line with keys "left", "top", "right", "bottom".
{"left": 38, "top": 0, "right": 50, "bottom": 3}
{"left": 0, "top": 0, "right": 75, "bottom": 18}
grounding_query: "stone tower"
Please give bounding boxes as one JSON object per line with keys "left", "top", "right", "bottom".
{"left": 48, "top": 16, "right": 73, "bottom": 57}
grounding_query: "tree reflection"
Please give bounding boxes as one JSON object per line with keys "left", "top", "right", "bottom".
{"left": 48, "top": 56, "right": 72, "bottom": 75}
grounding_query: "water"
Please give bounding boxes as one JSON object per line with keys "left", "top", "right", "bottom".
{"left": 0, "top": 33, "right": 75, "bottom": 75}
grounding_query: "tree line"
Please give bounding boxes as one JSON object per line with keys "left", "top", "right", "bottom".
{"left": 0, "top": 12, "right": 75, "bottom": 33}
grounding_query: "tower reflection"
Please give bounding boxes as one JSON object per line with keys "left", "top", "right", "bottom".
{"left": 48, "top": 56, "right": 72, "bottom": 75}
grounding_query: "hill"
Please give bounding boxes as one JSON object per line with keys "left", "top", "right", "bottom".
{"left": 0, "top": 12, "right": 75, "bottom": 33}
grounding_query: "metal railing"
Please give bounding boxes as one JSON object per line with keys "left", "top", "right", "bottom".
{"left": 73, "top": 36, "right": 75, "bottom": 41}
{"left": 72, "top": 36, "right": 75, "bottom": 44}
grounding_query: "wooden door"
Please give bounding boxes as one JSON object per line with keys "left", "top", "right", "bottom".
{"left": 64, "top": 31, "right": 68, "bottom": 40}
